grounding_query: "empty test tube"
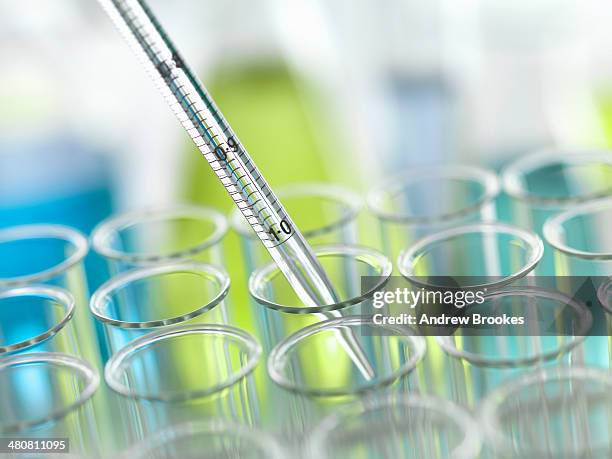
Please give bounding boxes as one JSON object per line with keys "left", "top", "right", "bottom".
{"left": 308, "top": 393, "right": 482, "bottom": 459}
{"left": 481, "top": 367, "right": 612, "bottom": 458}
{"left": 104, "top": 324, "right": 262, "bottom": 445}
{"left": 91, "top": 205, "right": 229, "bottom": 276}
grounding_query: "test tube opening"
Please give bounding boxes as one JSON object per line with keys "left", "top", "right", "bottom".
{"left": 397, "top": 222, "right": 544, "bottom": 290}
{"left": 104, "top": 324, "right": 261, "bottom": 402}
{"left": 0, "top": 286, "right": 75, "bottom": 355}
{"left": 367, "top": 164, "right": 499, "bottom": 224}
{"left": 309, "top": 394, "right": 482, "bottom": 459}
{"left": 268, "top": 316, "right": 426, "bottom": 397}
{"left": 544, "top": 198, "right": 612, "bottom": 260}
{"left": 0, "top": 352, "right": 99, "bottom": 434}
{"left": 250, "top": 244, "right": 392, "bottom": 313}
{"left": 436, "top": 287, "right": 592, "bottom": 368}
{"left": 502, "top": 150, "right": 612, "bottom": 206}
{"left": 119, "top": 421, "right": 285, "bottom": 459}
{"left": 90, "top": 263, "right": 230, "bottom": 329}
{"left": 91, "top": 205, "right": 228, "bottom": 265}
{"left": 481, "top": 367, "right": 612, "bottom": 458}
{"left": 0, "top": 225, "right": 88, "bottom": 287}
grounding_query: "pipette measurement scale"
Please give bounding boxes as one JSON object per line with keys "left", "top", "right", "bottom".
{"left": 99, "top": 0, "right": 374, "bottom": 379}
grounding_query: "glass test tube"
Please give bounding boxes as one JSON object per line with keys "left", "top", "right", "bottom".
{"left": 0, "top": 225, "right": 88, "bottom": 290}
{"left": 308, "top": 394, "right": 482, "bottom": 459}
{"left": 0, "top": 353, "right": 100, "bottom": 458}
{"left": 104, "top": 324, "right": 262, "bottom": 445}
{"left": 0, "top": 225, "right": 98, "bottom": 366}
{"left": 397, "top": 222, "right": 544, "bottom": 402}
{"left": 480, "top": 367, "right": 612, "bottom": 458}
{"left": 436, "top": 287, "right": 591, "bottom": 407}
{"left": 0, "top": 225, "right": 109, "bottom": 451}
{"left": 502, "top": 149, "right": 612, "bottom": 274}
{"left": 89, "top": 262, "right": 229, "bottom": 358}
{"left": 119, "top": 421, "right": 286, "bottom": 459}
{"left": 249, "top": 244, "right": 392, "bottom": 353}
{"left": 543, "top": 199, "right": 612, "bottom": 368}
{"left": 91, "top": 205, "right": 228, "bottom": 276}
{"left": 249, "top": 244, "right": 398, "bottom": 443}
{"left": 544, "top": 198, "right": 612, "bottom": 277}
{"left": 232, "top": 185, "right": 362, "bottom": 444}
{"left": 366, "top": 164, "right": 500, "bottom": 263}
{"left": 0, "top": 286, "right": 79, "bottom": 356}
{"left": 368, "top": 167, "right": 500, "bottom": 417}
{"left": 233, "top": 183, "right": 362, "bottom": 378}
{"left": 397, "top": 222, "right": 543, "bottom": 287}
{"left": 266, "top": 316, "right": 426, "bottom": 444}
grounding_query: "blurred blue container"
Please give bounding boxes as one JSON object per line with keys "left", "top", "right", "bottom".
{"left": 0, "top": 135, "right": 116, "bottom": 290}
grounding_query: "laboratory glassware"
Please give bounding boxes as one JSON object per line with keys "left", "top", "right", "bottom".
{"left": 543, "top": 198, "right": 612, "bottom": 367}
{"left": 249, "top": 244, "right": 392, "bottom": 353}
{"left": 481, "top": 367, "right": 612, "bottom": 458}
{"left": 0, "top": 353, "right": 99, "bottom": 457}
{"left": 0, "top": 225, "right": 101, "bottom": 370}
{"left": 0, "top": 285, "right": 79, "bottom": 356}
{"left": 98, "top": 0, "right": 373, "bottom": 379}
{"left": 91, "top": 205, "right": 228, "bottom": 275}
{"left": 119, "top": 420, "right": 286, "bottom": 459}
{"left": 104, "top": 324, "right": 261, "bottom": 443}
{"left": 231, "top": 182, "right": 361, "bottom": 270}
{"left": 436, "top": 286, "right": 591, "bottom": 406}
{"left": 89, "top": 262, "right": 229, "bottom": 358}
{"left": 397, "top": 222, "right": 544, "bottom": 401}
{"left": 367, "top": 164, "right": 499, "bottom": 262}
{"left": 266, "top": 316, "right": 425, "bottom": 441}
{"left": 502, "top": 149, "right": 612, "bottom": 274}
{"left": 308, "top": 393, "right": 481, "bottom": 459}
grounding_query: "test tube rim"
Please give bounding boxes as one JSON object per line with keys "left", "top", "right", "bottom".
{"left": 309, "top": 393, "right": 482, "bottom": 459}
{"left": 119, "top": 420, "right": 286, "bottom": 459}
{"left": 397, "top": 222, "right": 544, "bottom": 291}
{"left": 0, "top": 224, "right": 88, "bottom": 287}
{"left": 597, "top": 277, "right": 612, "bottom": 314}
{"left": 366, "top": 164, "right": 500, "bottom": 224}
{"left": 436, "top": 286, "right": 592, "bottom": 368}
{"left": 249, "top": 244, "right": 393, "bottom": 313}
{"left": 267, "top": 315, "right": 426, "bottom": 396}
{"left": 104, "top": 323, "right": 261, "bottom": 402}
{"left": 0, "top": 352, "right": 99, "bottom": 433}
{"left": 230, "top": 182, "right": 362, "bottom": 239}
{"left": 89, "top": 262, "right": 230, "bottom": 329}
{"left": 0, "top": 285, "right": 76, "bottom": 354}
{"left": 543, "top": 198, "right": 612, "bottom": 260}
{"left": 90, "top": 204, "right": 228, "bottom": 264}
{"left": 480, "top": 366, "right": 612, "bottom": 458}
{"left": 502, "top": 149, "right": 612, "bottom": 206}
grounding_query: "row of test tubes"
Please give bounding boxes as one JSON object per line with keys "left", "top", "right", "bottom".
{"left": 0, "top": 149, "right": 611, "bottom": 458}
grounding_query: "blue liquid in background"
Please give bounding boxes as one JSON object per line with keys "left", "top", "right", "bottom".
{"left": 385, "top": 75, "right": 456, "bottom": 221}
{"left": 386, "top": 75, "right": 453, "bottom": 170}
{"left": 0, "top": 135, "right": 116, "bottom": 291}
{"left": 0, "top": 136, "right": 116, "bottom": 360}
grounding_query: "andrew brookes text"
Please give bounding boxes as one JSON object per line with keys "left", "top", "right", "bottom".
{"left": 369, "top": 285, "right": 526, "bottom": 329}
{"left": 360, "top": 275, "right": 604, "bottom": 337}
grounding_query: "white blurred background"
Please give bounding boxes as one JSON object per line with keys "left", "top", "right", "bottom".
{"left": 2, "top": 0, "right": 612, "bottom": 215}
